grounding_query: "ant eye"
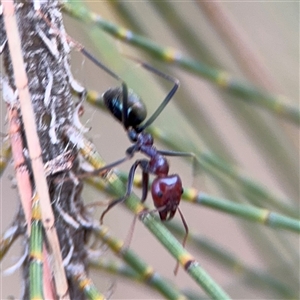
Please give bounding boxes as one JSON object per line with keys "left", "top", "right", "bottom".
{"left": 157, "top": 191, "right": 163, "bottom": 198}
{"left": 181, "top": 188, "right": 184, "bottom": 194}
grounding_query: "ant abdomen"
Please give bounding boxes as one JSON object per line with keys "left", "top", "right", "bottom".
{"left": 103, "top": 87, "right": 147, "bottom": 127}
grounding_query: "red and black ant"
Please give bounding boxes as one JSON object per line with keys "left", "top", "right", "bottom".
{"left": 79, "top": 48, "right": 194, "bottom": 248}
{"left": 36, "top": 10, "right": 194, "bottom": 248}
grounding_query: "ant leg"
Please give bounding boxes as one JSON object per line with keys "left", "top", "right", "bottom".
{"left": 100, "top": 159, "right": 146, "bottom": 224}
{"left": 158, "top": 149, "right": 199, "bottom": 180}
{"left": 79, "top": 49, "right": 130, "bottom": 129}
{"left": 125, "top": 56, "right": 179, "bottom": 132}
{"left": 81, "top": 143, "right": 139, "bottom": 178}
{"left": 80, "top": 48, "right": 122, "bottom": 82}
{"left": 140, "top": 171, "right": 149, "bottom": 203}
{"left": 157, "top": 149, "right": 195, "bottom": 159}
{"left": 81, "top": 156, "right": 129, "bottom": 178}
{"left": 177, "top": 208, "right": 189, "bottom": 249}
{"left": 124, "top": 170, "right": 149, "bottom": 248}
{"left": 174, "top": 207, "right": 189, "bottom": 275}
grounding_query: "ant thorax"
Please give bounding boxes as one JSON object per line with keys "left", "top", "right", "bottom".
{"left": 148, "top": 154, "right": 169, "bottom": 176}
{"left": 127, "top": 127, "right": 139, "bottom": 142}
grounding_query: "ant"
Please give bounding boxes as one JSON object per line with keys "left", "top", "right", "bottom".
{"left": 35, "top": 10, "right": 194, "bottom": 247}
{"left": 78, "top": 48, "right": 194, "bottom": 249}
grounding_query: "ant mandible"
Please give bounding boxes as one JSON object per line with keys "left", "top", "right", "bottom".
{"left": 79, "top": 48, "right": 194, "bottom": 246}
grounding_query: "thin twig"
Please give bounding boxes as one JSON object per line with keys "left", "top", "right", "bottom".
{"left": 197, "top": 2, "right": 278, "bottom": 92}
{"left": 7, "top": 106, "right": 32, "bottom": 231}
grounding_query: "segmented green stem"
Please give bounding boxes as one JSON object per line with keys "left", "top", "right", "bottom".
{"left": 63, "top": 0, "right": 300, "bottom": 125}
{"left": 184, "top": 189, "right": 300, "bottom": 233}
{"left": 0, "top": 224, "right": 20, "bottom": 261}
{"left": 165, "top": 221, "right": 297, "bottom": 299}
{"left": 86, "top": 89, "right": 297, "bottom": 218}
{"left": 149, "top": 126, "right": 298, "bottom": 218}
{"left": 64, "top": 126, "right": 231, "bottom": 299}
{"left": 29, "top": 194, "right": 44, "bottom": 300}
{"left": 89, "top": 258, "right": 139, "bottom": 280}
{"left": 100, "top": 170, "right": 300, "bottom": 234}
{"left": 73, "top": 273, "right": 106, "bottom": 300}
{"left": 93, "top": 225, "right": 189, "bottom": 300}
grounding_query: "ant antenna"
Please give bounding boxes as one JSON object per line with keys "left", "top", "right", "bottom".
{"left": 122, "top": 54, "right": 180, "bottom": 133}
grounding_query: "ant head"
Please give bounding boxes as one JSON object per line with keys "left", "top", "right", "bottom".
{"left": 151, "top": 174, "right": 183, "bottom": 221}
{"left": 103, "top": 87, "right": 147, "bottom": 129}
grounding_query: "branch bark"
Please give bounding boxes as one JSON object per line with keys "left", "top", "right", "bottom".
{"left": 1, "top": 1, "right": 93, "bottom": 298}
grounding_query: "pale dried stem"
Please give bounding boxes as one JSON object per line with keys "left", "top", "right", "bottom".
{"left": 7, "top": 106, "right": 32, "bottom": 233}
{"left": 6, "top": 99, "right": 55, "bottom": 299}
{"left": 198, "top": 1, "right": 279, "bottom": 92}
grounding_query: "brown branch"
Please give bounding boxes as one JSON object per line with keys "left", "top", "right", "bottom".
{"left": 2, "top": 1, "right": 69, "bottom": 298}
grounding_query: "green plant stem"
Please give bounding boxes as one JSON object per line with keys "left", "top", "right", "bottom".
{"left": 89, "top": 257, "right": 205, "bottom": 300}
{"left": 89, "top": 173, "right": 300, "bottom": 298}
{"left": 85, "top": 87, "right": 299, "bottom": 281}
{"left": 64, "top": 126, "right": 231, "bottom": 299}
{"left": 108, "top": 0, "right": 298, "bottom": 202}
{"left": 29, "top": 196, "right": 44, "bottom": 300}
{"left": 0, "top": 224, "right": 20, "bottom": 261}
{"left": 184, "top": 189, "right": 300, "bottom": 233}
{"left": 94, "top": 221, "right": 230, "bottom": 300}
{"left": 63, "top": 0, "right": 300, "bottom": 125}
{"left": 87, "top": 173, "right": 300, "bottom": 234}
{"left": 85, "top": 90, "right": 297, "bottom": 218}
{"left": 72, "top": 272, "right": 106, "bottom": 300}
{"left": 165, "top": 221, "right": 296, "bottom": 299}
{"left": 114, "top": 161, "right": 299, "bottom": 282}
{"left": 93, "top": 225, "right": 189, "bottom": 300}
{"left": 89, "top": 258, "right": 140, "bottom": 280}
{"left": 140, "top": 214, "right": 230, "bottom": 300}
{"left": 149, "top": 126, "right": 298, "bottom": 218}
{"left": 112, "top": 1, "right": 218, "bottom": 68}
